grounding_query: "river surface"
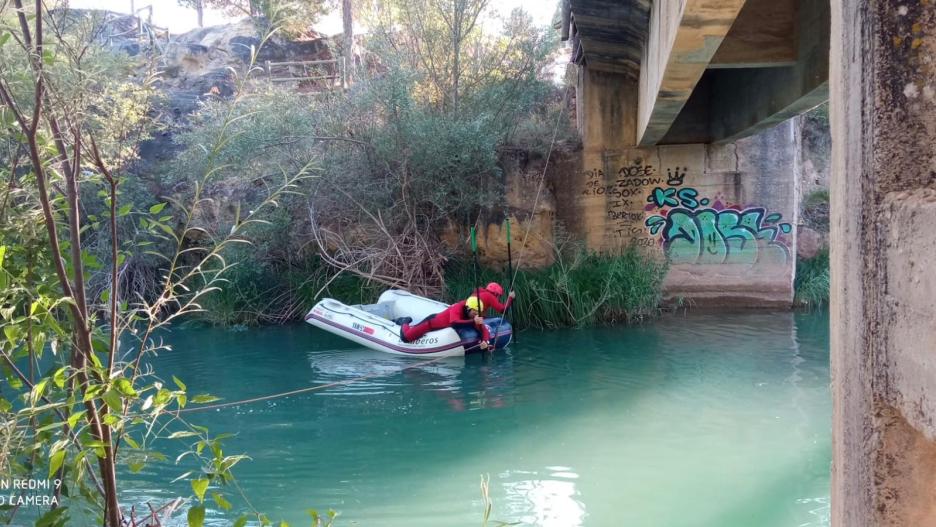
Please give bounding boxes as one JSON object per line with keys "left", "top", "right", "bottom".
{"left": 125, "top": 310, "right": 831, "bottom": 527}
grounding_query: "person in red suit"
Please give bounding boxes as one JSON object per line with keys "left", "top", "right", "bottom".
{"left": 400, "top": 296, "right": 491, "bottom": 348}
{"left": 473, "top": 282, "right": 516, "bottom": 315}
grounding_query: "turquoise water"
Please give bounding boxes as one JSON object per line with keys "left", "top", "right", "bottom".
{"left": 126, "top": 310, "right": 831, "bottom": 526}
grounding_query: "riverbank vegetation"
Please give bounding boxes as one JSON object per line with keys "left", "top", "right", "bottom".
{"left": 796, "top": 185, "right": 830, "bottom": 309}
{"left": 130, "top": 0, "right": 594, "bottom": 326}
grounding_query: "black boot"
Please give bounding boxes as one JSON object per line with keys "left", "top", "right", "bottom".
{"left": 394, "top": 317, "right": 413, "bottom": 326}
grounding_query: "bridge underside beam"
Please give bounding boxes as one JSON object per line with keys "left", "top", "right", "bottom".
{"left": 637, "top": 0, "right": 748, "bottom": 146}
{"left": 661, "top": 0, "right": 830, "bottom": 144}
{"left": 567, "top": 0, "right": 650, "bottom": 78}
{"left": 709, "top": 0, "right": 798, "bottom": 69}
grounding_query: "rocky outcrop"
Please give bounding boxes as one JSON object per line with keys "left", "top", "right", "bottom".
{"left": 155, "top": 19, "right": 336, "bottom": 116}
{"left": 440, "top": 145, "right": 580, "bottom": 269}
{"left": 796, "top": 226, "right": 823, "bottom": 259}
{"left": 795, "top": 105, "right": 831, "bottom": 259}
{"left": 124, "top": 17, "right": 339, "bottom": 178}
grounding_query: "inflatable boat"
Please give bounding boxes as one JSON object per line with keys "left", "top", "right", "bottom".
{"left": 304, "top": 290, "right": 512, "bottom": 358}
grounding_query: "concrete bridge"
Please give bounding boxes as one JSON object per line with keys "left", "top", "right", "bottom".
{"left": 550, "top": 0, "right": 831, "bottom": 308}
{"left": 554, "top": 0, "right": 936, "bottom": 525}
{"left": 563, "top": 0, "right": 828, "bottom": 145}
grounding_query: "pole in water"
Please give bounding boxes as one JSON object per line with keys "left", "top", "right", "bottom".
{"left": 470, "top": 226, "right": 481, "bottom": 302}
{"left": 491, "top": 218, "right": 515, "bottom": 347}
{"left": 505, "top": 218, "right": 516, "bottom": 344}
{"left": 470, "top": 225, "right": 486, "bottom": 350}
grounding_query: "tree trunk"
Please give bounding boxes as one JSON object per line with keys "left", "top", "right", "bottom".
{"left": 4, "top": 4, "right": 124, "bottom": 525}
{"left": 342, "top": 0, "right": 353, "bottom": 85}
{"left": 452, "top": 0, "right": 460, "bottom": 115}
{"left": 196, "top": 0, "right": 204, "bottom": 27}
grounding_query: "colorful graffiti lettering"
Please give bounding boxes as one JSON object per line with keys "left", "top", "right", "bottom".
{"left": 647, "top": 187, "right": 707, "bottom": 209}
{"left": 645, "top": 207, "right": 793, "bottom": 264}
{"left": 644, "top": 186, "right": 793, "bottom": 264}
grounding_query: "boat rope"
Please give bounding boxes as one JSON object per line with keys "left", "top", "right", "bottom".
{"left": 178, "top": 354, "right": 454, "bottom": 413}
{"left": 507, "top": 84, "right": 570, "bottom": 293}
{"left": 496, "top": 83, "right": 571, "bottom": 330}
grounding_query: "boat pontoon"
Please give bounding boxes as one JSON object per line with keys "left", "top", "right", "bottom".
{"left": 304, "top": 290, "right": 512, "bottom": 358}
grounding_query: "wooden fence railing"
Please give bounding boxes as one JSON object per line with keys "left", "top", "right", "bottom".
{"left": 104, "top": 4, "right": 170, "bottom": 53}
{"left": 264, "top": 57, "right": 347, "bottom": 89}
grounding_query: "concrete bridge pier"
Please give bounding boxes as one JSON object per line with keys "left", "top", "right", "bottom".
{"left": 559, "top": 0, "right": 936, "bottom": 522}
{"left": 564, "top": 66, "right": 800, "bottom": 308}
{"left": 831, "top": 0, "right": 936, "bottom": 524}
{"left": 558, "top": 0, "right": 834, "bottom": 308}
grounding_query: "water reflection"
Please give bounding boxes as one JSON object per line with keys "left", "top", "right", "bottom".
{"left": 502, "top": 469, "right": 586, "bottom": 527}
{"left": 306, "top": 348, "right": 517, "bottom": 413}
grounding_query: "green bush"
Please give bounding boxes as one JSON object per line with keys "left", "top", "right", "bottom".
{"left": 803, "top": 189, "right": 830, "bottom": 209}
{"left": 794, "top": 249, "right": 830, "bottom": 308}
{"left": 193, "top": 248, "right": 384, "bottom": 326}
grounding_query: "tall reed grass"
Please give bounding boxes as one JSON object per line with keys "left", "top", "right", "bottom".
{"left": 794, "top": 249, "right": 830, "bottom": 308}
{"left": 197, "top": 244, "right": 668, "bottom": 329}
{"left": 445, "top": 246, "right": 668, "bottom": 329}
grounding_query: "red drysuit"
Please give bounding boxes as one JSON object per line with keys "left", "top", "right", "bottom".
{"left": 401, "top": 299, "right": 491, "bottom": 343}
{"left": 476, "top": 289, "right": 513, "bottom": 314}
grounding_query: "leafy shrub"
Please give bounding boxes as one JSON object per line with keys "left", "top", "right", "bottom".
{"left": 795, "top": 249, "right": 830, "bottom": 308}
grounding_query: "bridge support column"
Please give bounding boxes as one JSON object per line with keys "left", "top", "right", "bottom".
{"left": 831, "top": 0, "right": 936, "bottom": 525}
{"left": 563, "top": 65, "right": 798, "bottom": 308}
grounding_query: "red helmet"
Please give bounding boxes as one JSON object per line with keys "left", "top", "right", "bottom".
{"left": 485, "top": 282, "right": 504, "bottom": 296}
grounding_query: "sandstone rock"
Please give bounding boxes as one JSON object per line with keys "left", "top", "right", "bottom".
{"left": 440, "top": 212, "right": 555, "bottom": 271}
{"left": 483, "top": 212, "right": 555, "bottom": 269}
{"left": 190, "top": 68, "right": 237, "bottom": 98}
{"left": 119, "top": 41, "right": 140, "bottom": 56}
{"left": 797, "top": 226, "right": 823, "bottom": 259}
{"left": 229, "top": 36, "right": 262, "bottom": 63}
{"left": 439, "top": 148, "right": 562, "bottom": 269}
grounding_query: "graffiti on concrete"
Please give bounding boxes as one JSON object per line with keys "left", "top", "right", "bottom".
{"left": 646, "top": 186, "right": 708, "bottom": 210}
{"left": 665, "top": 167, "right": 687, "bottom": 186}
{"left": 645, "top": 207, "right": 793, "bottom": 264}
{"left": 579, "top": 159, "right": 664, "bottom": 247}
{"left": 643, "top": 185, "right": 793, "bottom": 264}
{"left": 580, "top": 164, "right": 663, "bottom": 199}
{"left": 577, "top": 158, "right": 793, "bottom": 260}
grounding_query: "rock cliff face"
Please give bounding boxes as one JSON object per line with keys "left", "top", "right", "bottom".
{"left": 156, "top": 19, "right": 337, "bottom": 114}
{"left": 123, "top": 16, "right": 339, "bottom": 179}
{"left": 447, "top": 146, "right": 578, "bottom": 270}
{"left": 794, "top": 105, "right": 831, "bottom": 259}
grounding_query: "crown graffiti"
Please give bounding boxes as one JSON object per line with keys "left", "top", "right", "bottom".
{"left": 667, "top": 167, "right": 687, "bottom": 186}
